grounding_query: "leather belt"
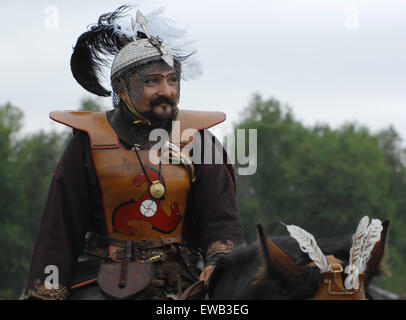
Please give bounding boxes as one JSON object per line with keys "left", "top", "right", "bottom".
{"left": 83, "top": 232, "right": 183, "bottom": 261}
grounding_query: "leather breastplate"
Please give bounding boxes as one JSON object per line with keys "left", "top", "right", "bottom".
{"left": 50, "top": 110, "right": 227, "bottom": 242}
{"left": 92, "top": 146, "right": 189, "bottom": 240}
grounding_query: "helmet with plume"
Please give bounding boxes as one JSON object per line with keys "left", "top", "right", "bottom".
{"left": 70, "top": 5, "right": 201, "bottom": 110}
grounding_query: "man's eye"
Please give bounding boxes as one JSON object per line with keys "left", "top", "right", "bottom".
{"left": 168, "top": 77, "right": 178, "bottom": 84}
{"left": 145, "top": 78, "right": 159, "bottom": 85}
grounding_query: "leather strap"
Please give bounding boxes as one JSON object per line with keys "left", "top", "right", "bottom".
{"left": 83, "top": 232, "right": 183, "bottom": 260}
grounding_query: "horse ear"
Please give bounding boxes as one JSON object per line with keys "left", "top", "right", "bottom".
{"left": 256, "top": 224, "right": 306, "bottom": 281}
{"left": 365, "top": 219, "right": 390, "bottom": 279}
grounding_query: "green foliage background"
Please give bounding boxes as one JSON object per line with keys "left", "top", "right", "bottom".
{"left": 0, "top": 95, "right": 405, "bottom": 298}
{"left": 235, "top": 94, "right": 406, "bottom": 294}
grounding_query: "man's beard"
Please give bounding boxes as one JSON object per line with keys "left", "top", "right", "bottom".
{"left": 140, "top": 96, "right": 178, "bottom": 126}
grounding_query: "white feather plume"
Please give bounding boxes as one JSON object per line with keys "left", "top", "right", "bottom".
{"left": 348, "top": 216, "right": 370, "bottom": 269}
{"left": 112, "top": 6, "right": 202, "bottom": 80}
{"left": 345, "top": 216, "right": 369, "bottom": 289}
{"left": 284, "top": 224, "right": 331, "bottom": 273}
{"left": 345, "top": 216, "right": 382, "bottom": 289}
{"left": 358, "top": 219, "right": 383, "bottom": 272}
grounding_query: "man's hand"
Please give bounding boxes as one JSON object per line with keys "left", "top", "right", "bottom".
{"left": 199, "top": 265, "right": 215, "bottom": 287}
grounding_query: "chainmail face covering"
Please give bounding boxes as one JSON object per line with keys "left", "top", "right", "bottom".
{"left": 111, "top": 59, "right": 181, "bottom": 114}
{"left": 108, "top": 58, "right": 181, "bottom": 150}
{"left": 107, "top": 100, "right": 176, "bottom": 150}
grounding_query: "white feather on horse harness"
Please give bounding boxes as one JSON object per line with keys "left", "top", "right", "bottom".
{"left": 283, "top": 223, "right": 331, "bottom": 273}
{"left": 344, "top": 216, "right": 383, "bottom": 289}
{"left": 283, "top": 216, "right": 382, "bottom": 290}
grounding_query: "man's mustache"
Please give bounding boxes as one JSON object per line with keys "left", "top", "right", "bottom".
{"left": 150, "top": 96, "right": 176, "bottom": 108}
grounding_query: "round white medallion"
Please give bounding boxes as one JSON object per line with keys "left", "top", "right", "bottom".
{"left": 140, "top": 199, "right": 157, "bottom": 217}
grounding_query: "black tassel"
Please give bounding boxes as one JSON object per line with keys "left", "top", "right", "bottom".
{"left": 70, "top": 5, "right": 132, "bottom": 96}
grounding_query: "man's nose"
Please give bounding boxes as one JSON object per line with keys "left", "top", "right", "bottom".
{"left": 157, "top": 81, "right": 172, "bottom": 97}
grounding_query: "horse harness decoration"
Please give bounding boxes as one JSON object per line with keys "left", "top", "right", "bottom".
{"left": 284, "top": 216, "right": 386, "bottom": 300}
{"left": 206, "top": 218, "right": 389, "bottom": 300}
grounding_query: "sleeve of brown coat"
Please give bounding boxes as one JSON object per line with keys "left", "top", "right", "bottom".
{"left": 182, "top": 130, "right": 244, "bottom": 263}
{"left": 23, "top": 132, "right": 95, "bottom": 299}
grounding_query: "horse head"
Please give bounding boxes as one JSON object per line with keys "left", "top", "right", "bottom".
{"left": 208, "top": 217, "right": 389, "bottom": 300}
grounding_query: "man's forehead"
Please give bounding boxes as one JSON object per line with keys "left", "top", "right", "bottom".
{"left": 126, "top": 60, "right": 179, "bottom": 86}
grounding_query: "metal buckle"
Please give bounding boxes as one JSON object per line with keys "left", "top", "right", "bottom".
{"left": 330, "top": 263, "right": 343, "bottom": 273}
{"left": 148, "top": 254, "right": 162, "bottom": 263}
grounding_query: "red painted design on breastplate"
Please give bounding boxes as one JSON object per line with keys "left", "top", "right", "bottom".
{"left": 112, "top": 168, "right": 181, "bottom": 236}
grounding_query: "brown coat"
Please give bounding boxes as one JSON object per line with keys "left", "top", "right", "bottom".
{"left": 24, "top": 110, "right": 243, "bottom": 299}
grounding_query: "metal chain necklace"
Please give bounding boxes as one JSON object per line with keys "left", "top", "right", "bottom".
{"left": 132, "top": 144, "right": 165, "bottom": 199}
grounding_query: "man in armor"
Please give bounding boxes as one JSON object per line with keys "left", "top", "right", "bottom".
{"left": 23, "top": 5, "right": 242, "bottom": 300}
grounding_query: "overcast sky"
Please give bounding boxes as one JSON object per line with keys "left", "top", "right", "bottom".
{"left": 1, "top": 0, "right": 405, "bottom": 143}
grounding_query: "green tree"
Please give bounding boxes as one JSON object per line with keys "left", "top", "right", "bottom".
{"left": 78, "top": 96, "right": 107, "bottom": 111}
{"left": 0, "top": 102, "right": 30, "bottom": 299}
{"left": 374, "top": 127, "right": 406, "bottom": 293}
{"left": 235, "top": 94, "right": 406, "bottom": 294}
